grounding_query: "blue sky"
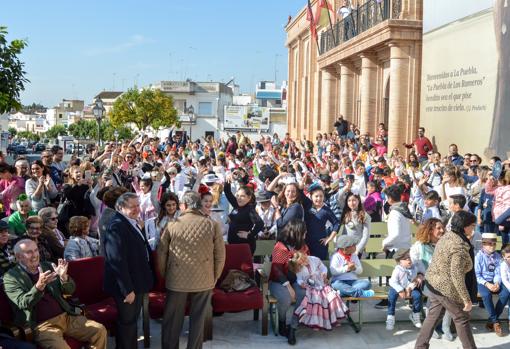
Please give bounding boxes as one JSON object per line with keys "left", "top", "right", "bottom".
{"left": 2, "top": 0, "right": 305, "bottom": 107}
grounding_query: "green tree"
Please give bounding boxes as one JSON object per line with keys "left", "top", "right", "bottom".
{"left": 45, "top": 125, "right": 67, "bottom": 139}
{"left": 17, "top": 130, "right": 40, "bottom": 141}
{"left": 102, "top": 120, "right": 133, "bottom": 141}
{"left": 109, "top": 88, "right": 178, "bottom": 131}
{"left": 68, "top": 119, "right": 96, "bottom": 139}
{"left": 0, "top": 26, "right": 28, "bottom": 113}
{"left": 7, "top": 127, "right": 17, "bottom": 137}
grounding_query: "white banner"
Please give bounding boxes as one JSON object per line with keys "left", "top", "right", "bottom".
{"left": 224, "top": 106, "right": 270, "bottom": 131}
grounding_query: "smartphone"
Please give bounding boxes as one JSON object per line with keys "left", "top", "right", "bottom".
{"left": 121, "top": 161, "right": 130, "bottom": 171}
{"left": 84, "top": 170, "right": 92, "bottom": 181}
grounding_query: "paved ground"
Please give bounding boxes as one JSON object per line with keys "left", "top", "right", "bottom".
{"left": 109, "top": 300, "right": 510, "bottom": 348}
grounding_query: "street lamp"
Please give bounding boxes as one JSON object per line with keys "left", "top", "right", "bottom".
{"left": 186, "top": 105, "right": 196, "bottom": 142}
{"left": 92, "top": 97, "right": 105, "bottom": 147}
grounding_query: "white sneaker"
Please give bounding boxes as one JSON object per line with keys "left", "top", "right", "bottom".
{"left": 410, "top": 312, "right": 422, "bottom": 328}
{"left": 386, "top": 315, "right": 395, "bottom": 330}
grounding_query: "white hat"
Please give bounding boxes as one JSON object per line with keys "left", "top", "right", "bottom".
{"left": 202, "top": 173, "right": 220, "bottom": 185}
{"left": 481, "top": 233, "right": 498, "bottom": 240}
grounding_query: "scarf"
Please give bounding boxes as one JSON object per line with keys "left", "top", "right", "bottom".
{"left": 337, "top": 249, "right": 352, "bottom": 263}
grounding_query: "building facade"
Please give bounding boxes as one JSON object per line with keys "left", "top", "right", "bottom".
{"left": 286, "top": 0, "right": 422, "bottom": 152}
{"left": 154, "top": 80, "right": 233, "bottom": 140}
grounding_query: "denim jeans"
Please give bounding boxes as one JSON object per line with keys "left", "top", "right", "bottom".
{"left": 478, "top": 283, "right": 510, "bottom": 323}
{"left": 387, "top": 287, "right": 422, "bottom": 316}
{"left": 331, "top": 279, "right": 371, "bottom": 298}
{"left": 269, "top": 281, "right": 306, "bottom": 329}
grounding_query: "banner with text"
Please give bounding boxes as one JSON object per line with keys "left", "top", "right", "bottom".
{"left": 224, "top": 106, "right": 270, "bottom": 131}
{"left": 421, "top": 0, "right": 509, "bottom": 160}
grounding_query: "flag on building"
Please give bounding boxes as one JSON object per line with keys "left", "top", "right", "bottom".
{"left": 315, "top": 0, "right": 336, "bottom": 28}
{"left": 306, "top": 0, "right": 318, "bottom": 41}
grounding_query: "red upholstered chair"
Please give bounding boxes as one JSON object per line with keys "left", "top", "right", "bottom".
{"left": 67, "top": 256, "right": 118, "bottom": 333}
{"left": 211, "top": 243, "right": 267, "bottom": 336}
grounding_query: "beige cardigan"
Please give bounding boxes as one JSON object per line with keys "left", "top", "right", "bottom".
{"left": 157, "top": 210, "right": 225, "bottom": 292}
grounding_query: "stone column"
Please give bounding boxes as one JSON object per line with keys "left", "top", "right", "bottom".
{"left": 339, "top": 63, "right": 355, "bottom": 123}
{"left": 359, "top": 54, "right": 378, "bottom": 136}
{"left": 321, "top": 68, "right": 337, "bottom": 133}
{"left": 387, "top": 42, "right": 410, "bottom": 153}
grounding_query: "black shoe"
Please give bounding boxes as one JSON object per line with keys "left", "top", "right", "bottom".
{"left": 375, "top": 299, "right": 389, "bottom": 309}
{"left": 278, "top": 321, "right": 288, "bottom": 337}
{"left": 287, "top": 328, "right": 296, "bottom": 345}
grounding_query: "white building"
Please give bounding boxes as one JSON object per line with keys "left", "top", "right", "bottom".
{"left": 153, "top": 80, "right": 233, "bottom": 141}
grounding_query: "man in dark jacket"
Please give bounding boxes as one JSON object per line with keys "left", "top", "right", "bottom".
{"left": 334, "top": 116, "right": 349, "bottom": 138}
{"left": 103, "top": 192, "right": 154, "bottom": 349}
{"left": 4, "top": 239, "right": 106, "bottom": 348}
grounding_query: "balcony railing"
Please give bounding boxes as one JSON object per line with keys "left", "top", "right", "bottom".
{"left": 319, "top": 0, "right": 401, "bottom": 55}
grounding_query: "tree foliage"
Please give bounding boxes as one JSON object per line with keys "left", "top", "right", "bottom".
{"left": 45, "top": 125, "right": 67, "bottom": 139}
{"left": 67, "top": 119, "right": 133, "bottom": 141}
{"left": 109, "top": 88, "right": 179, "bottom": 131}
{"left": 7, "top": 127, "right": 17, "bottom": 137}
{"left": 17, "top": 130, "right": 40, "bottom": 141}
{"left": 0, "top": 26, "right": 28, "bottom": 114}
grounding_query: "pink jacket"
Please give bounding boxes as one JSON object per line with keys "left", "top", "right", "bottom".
{"left": 485, "top": 182, "right": 510, "bottom": 220}
{"left": 0, "top": 176, "right": 25, "bottom": 215}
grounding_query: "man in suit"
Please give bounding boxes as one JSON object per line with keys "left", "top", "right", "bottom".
{"left": 158, "top": 191, "right": 225, "bottom": 349}
{"left": 103, "top": 192, "right": 154, "bottom": 349}
{"left": 3, "top": 239, "right": 106, "bottom": 349}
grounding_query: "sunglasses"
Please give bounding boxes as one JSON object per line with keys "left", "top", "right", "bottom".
{"left": 49, "top": 217, "right": 58, "bottom": 221}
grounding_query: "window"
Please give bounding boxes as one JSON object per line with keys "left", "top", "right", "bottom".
{"left": 59, "top": 114, "right": 62, "bottom": 119}
{"left": 174, "top": 99, "right": 186, "bottom": 114}
{"left": 198, "top": 102, "right": 213, "bottom": 116}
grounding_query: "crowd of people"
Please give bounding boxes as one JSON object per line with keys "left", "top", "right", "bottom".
{"left": 0, "top": 117, "right": 509, "bottom": 348}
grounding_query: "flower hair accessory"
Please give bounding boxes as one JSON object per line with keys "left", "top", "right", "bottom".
{"left": 17, "top": 193, "right": 28, "bottom": 202}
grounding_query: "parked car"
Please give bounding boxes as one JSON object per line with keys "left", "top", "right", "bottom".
{"left": 34, "top": 143, "right": 46, "bottom": 152}
{"left": 7, "top": 143, "right": 18, "bottom": 154}
{"left": 15, "top": 145, "right": 28, "bottom": 155}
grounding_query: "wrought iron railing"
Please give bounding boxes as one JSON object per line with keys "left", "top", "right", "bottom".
{"left": 319, "top": 0, "right": 402, "bottom": 55}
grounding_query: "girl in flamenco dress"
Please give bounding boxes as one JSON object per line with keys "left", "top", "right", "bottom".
{"left": 290, "top": 252, "right": 349, "bottom": 330}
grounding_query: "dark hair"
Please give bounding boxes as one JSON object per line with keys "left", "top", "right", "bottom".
{"left": 424, "top": 190, "right": 440, "bottom": 202}
{"left": 103, "top": 187, "right": 129, "bottom": 209}
{"left": 277, "top": 219, "right": 307, "bottom": 250}
{"left": 237, "top": 185, "right": 255, "bottom": 206}
{"left": 31, "top": 160, "right": 49, "bottom": 176}
{"left": 157, "top": 192, "right": 179, "bottom": 224}
{"left": 0, "top": 163, "right": 16, "bottom": 175}
{"left": 341, "top": 192, "right": 366, "bottom": 224}
{"left": 449, "top": 194, "right": 466, "bottom": 209}
{"left": 51, "top": 145, "right": 63, "bottom": 154}
{"left": 450, "top": 211, "right": 476, "bottom": 235}
{"left": 139, "top": 177, "right": 153, "bottom": 190}
{"left": 384, "top": 185, "right": 402, "bottom": 203}
{"left": 501, "top": 244, "right": 510, "bottom": 255}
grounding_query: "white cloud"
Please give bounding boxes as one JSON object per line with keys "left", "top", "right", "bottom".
{"left": 84, "top": 34, "right": 155, "bottom": 56}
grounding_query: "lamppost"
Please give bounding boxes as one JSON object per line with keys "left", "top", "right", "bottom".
{"left": 92, "top": 97, "right": 105, "bottom": 147}
{"left": 186, "top": 105, "right": 195, "bottom": 142}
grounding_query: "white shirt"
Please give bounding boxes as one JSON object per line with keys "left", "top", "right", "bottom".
{"left": 383, "top": 208, "right": 412, "bottom": 251}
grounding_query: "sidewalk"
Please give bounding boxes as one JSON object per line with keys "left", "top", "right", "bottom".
{"left": 124, "top": 300, "right": 510, "bottom": 349}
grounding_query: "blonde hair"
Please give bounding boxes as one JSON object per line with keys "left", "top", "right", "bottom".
{"left": 288, "top": 251, "right": 307, "bottom": 274}
{"left": 68, "top": 216, "right": 90, "bottom": 237}
{"left": 210, "top": 183, "right": 224, "bottom": 206}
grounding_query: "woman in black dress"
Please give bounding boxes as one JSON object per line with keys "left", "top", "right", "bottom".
{"left": 224, "top": 173, "right": 264, "bottom": 254}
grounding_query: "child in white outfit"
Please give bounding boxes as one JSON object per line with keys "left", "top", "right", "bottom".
{"left": 386, "top": 249, "right": 424, "bottom": 330}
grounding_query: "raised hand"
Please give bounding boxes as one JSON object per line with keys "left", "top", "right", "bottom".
{"left": 36, "top": 267, "right": 58, "bottom": 291}
{"left": 51, "top": 259, "right": 69, "bottom": 282}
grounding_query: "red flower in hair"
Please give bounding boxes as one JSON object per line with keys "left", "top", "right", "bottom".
{"left": 198, "top": 184, "right": 210, "bottom": 195}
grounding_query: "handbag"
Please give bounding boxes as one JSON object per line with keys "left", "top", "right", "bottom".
{"left": 219, "top": 269, "right": 256, "bottom": 292}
